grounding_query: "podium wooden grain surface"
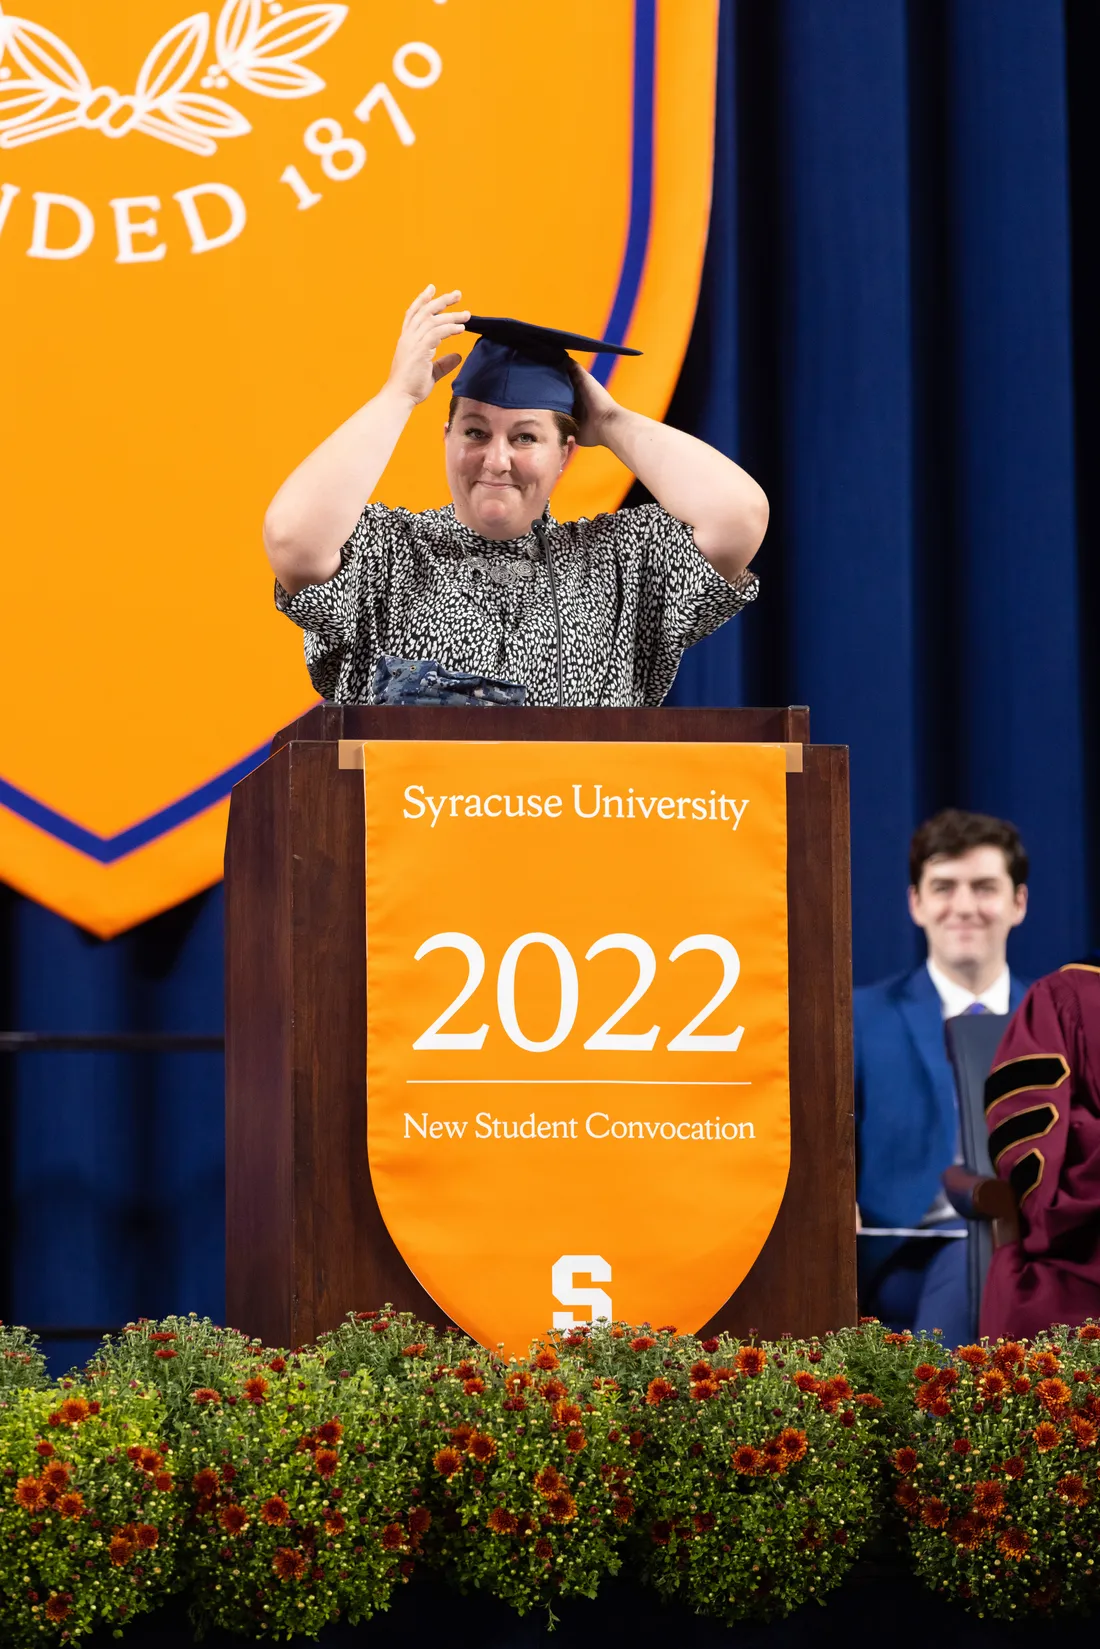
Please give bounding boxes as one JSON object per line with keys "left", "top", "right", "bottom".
{"left": 225, "top": 707, "right": 854, "bottom": 1348}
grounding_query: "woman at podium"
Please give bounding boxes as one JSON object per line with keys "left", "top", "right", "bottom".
{"left": 263, "top": 287, "right": 768, "bottom": 708}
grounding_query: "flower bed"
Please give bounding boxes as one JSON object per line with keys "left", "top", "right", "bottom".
{"left": 1, "top": 1315, "right": 1099, "bottom": 1639}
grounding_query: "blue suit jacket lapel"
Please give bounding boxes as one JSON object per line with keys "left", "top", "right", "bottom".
{"left": 1009, "top": 973, "right": 1027, "bottom": 1012}
{"left": 894, "top": 966, "right": 956, "bottom": 1147}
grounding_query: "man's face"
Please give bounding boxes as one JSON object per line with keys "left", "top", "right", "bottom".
{"left": 908, "top": 845, "right": 1027, "bottom": 975}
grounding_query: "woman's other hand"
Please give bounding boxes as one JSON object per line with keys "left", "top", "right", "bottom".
{"left": 387, "top": 285, "right": 470, "bottom": 406}
{"left": 568, "top": 360, "right": 620, "bottom": 446}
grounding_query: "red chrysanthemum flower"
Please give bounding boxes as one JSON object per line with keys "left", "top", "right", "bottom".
{"left": 34, "top": 1440, "right": 53, "bottom": 1458}
{"left": 540, "top": 1377, "right": 567, "bottom": 1402}
{"left": 952, "top": 1437, "right": 971, "bottom": 1455}
{"left": 1001, "top": 1455, "right": 1025, "bottom": 1478}
{"left": 272, "top": 1547, "right": 307, "bottom": 1581}
{"left": 855, "top": 1392, "right": 884, "bottom": 1409}
{"left": 1013, "top": 1376, "right": 1032, "bottom": 1395}
{"left": 1033, "top": 1422, "right": 1061, "bottom": 1452}
{"left": 354, "top": 1309, "right": 378, "bottom": 1321}
{"left": 369, "top": 1319, "right": 390, "bottom": 1334}
{"left": 243, "top": 1376, "right": 268, "bottom": 1404}
{"left": 154, "top": 1471, "right": 174, "bottom": 1492}
{"left": 314, "top": 1448, "right": 339, "bottom": 1478}
{"left": 154, "top": 1348, "right": 177, "bottom": 1360}
{"left": 58, "top": 1398, "right": 88, "bottom": 1425}
{"left": 433, "top": 1447, "right": 463, "bottom": 1478}
{"left": 532, "top": 1348, "right": 559, "bottom": 1371}
{"left": 731, "top": 1445, "right": 762, "bottom": 1476}
{"left": 316, "top": 1420, "right": 343, "bottom": 1446}
{"left": 628, "top": 1430, "right": 644, "bottom": 1449}
{"left": 894, "top": 1482, "right": 919, "bottom": 1510}
{"left": 892, "top": 1447, "right": 919, "bottom": 1475}
{"left": 267, "top": 1356, "right": 287, "bottom": 1373}
{"left": 645, "top": 1377, "right": 676, "bottom": 1406}
{"left": 261, "top": 1496, "right": 290, "bottom": 1526}
{"left": 14, "top": 1476, "right": 44, "bottom": 1511}
{"left": 219, "top": 1503, "right": 249, "bottom": 1535}
{"left": 693, "top": 1511, "right": 716, "bottom": 1534}
{"left": 998, "top": 1527, "right": 1029, "bottom": 1559}
{"left": 468, "top": 1432, "right": 497, "bottom": 1463}
{"left": 913, "top": 1363, "right": 938, "bottom": 1383}
{"left": 1035, "top": 1377, "right": 1072, "bottom": 1415}
{"left": 108, "top": 1535, "right": 134, "bottom": 1566}
{"left": 548, "top": 1490, "right": 577, "bottom": 1523}
{"left": 380, "top": 1522, "right": 406, "bottom": 1550}
{"left": 1070, "top": 1415, "right": 1099, "bottom": 1449}
{"left": 700, "top": 1337, "right": 720, "bottom": 1353}
{"left": 44, "top": 1595, "right": 70, "bottom": 1624}
{"left": 613, "top": 1495, "right": 635, "bottom": 1522}
{"left": 565, "top": 1429, "right": 586, "bottom": 1454}
{"left": 534, "top": 1466, "right": 565, "bottom": 1499}
{"left": 453, "top": 1359, "right": 478, "bottom": 1380}
{"left": 58, "top": 1492, "right": 85, "bottom": 1520}
{"left": 650, "top": 1519, "right": 673, "bottom": 1545}
{"left": 690, "top": 1360, "right": 712, "bottom": 1381}
{"left": 487, "top": 1507, "right": 518, "bottom": 1535}
{"left": 1056, "top": 1473, "right": 1089, "bottom": 1506}
{"left": 535, "top": 1537, "right": 554, "bottom": 1560}
{"left": 324, "top": 1511, "right": 346, "bottom": 1535}
{"left": 735, "top": 1346, "right": 767, "bottom": 1377}
{"left": 920, "top": 1497, "right": 950, "bottom": 1529}
{"left": 409, "top": 1506, "right": 432, "bottom": 1535}
{"left": 955, "top": 1345, "right": 988, "bottom": 1368}
{"left": 193, "top": 1388, "right": 220, "bottom": 1406}
{"left": 134, "top": 1524, "right": 158, "bottom": 1549}
{"left": 970, "top": 1481, "right": 1005, "bottom": 1519}
{"left": 949, "top": 1514, "right": 989, "bottom": 1551}
{"left": 778, "top": 1427, "right": 808, "bottom": 1463}
{"left": 630, "top": 1336, "right": 657, "bottom": 1351}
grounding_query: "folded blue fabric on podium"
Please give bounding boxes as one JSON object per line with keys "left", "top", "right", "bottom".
{"left": 372, "top": 655, "right": 526, "bottom": 706}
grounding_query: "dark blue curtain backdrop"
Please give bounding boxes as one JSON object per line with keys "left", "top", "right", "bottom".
{"left": 3, "top": 0, "right": 1097, "bottom": 1365}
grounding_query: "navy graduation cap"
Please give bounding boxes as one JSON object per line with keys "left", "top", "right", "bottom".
{"left": 452, "top": 315, "right": 642, "bottom": 415}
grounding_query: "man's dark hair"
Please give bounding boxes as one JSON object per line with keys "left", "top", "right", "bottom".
{"left": 909, "top": 809, "right": 1029, "bottom": 890}
{"left": 446, "top": 394, "right": 579, "bottom": 446}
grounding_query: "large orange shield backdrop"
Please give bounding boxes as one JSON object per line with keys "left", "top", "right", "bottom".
{"left": 364, "top": 740, "right": 789, "bottom": 1355}
{"left": 0, "top": 0, "right": 719, "bottom": 936}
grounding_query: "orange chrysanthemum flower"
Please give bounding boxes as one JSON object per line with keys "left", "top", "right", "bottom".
{"left": 108, "top": 1535, "right": 134, "bottom": 1566}
{"left": 613, "top": 1495, "right": 635, "bottom": 1522}
{"left": 565, "top": 1429, "right": 586, "bottom": 1454}
{"left": 630, "top": 1336, "right": 657, "bottom": 1351}
{"left": 402, "top": 1342, "right": 427, "bottom": 1357}
{"left": 731, "top": 1445, "right": 762, "bottom": 1476}
{"left": 792, "top": 1371, "right": 819, "bottom": 1394}
{"left": 1033, "top": 1422, "right": 1061, "bottom": 1452}
{"left": 548, "top": 1490, "right": 577, "bottom": 1523}
{"left": 219, "top": 1503, "right": 249, "bottom": 1535}
{"left": 1070, "top": 1416, "right": 1099, "bottom": 1449}
{"left": 324, "top": 1511, "right": 346, "bottom": 1535}
{"left": 193, "top": 1388, "right": 220, "bottom": 1406}
{"left": 316, "top": 1419, "right": 343, "bottom": 1446}
{"left": 553, "top": 1401, "right": 583, "bottom": 1425}
{"left": 192, "top": 1468, "right": 219, "bottom": 1498}
{"left": 380, "top": 1522, "right": 406, "bottom": 1550}
{"left": 855, "top": 1392, "right": 884, "bottom": 1409}
{"left": 993, "top": 1340, "right": 1027, "bottom": 1370}
{"left": 956, "top": 1345, "right": 988, "bottom": 1368}
{"left": 134, "top": 1524, "right": 158, "bottom": 1549}
{"left": 453, "top": 1359, "right": 478, "bottom": 1380}
{"left": 314, "top": 1448, "right": 339, "bottom": 1478}
{"left": 433, "top": 1447, "right": 463, "bottom": 1478}
{"left": 1029, "top": 1349, "right": 1061, "bottom": 1376}
{"left": 58, "top": 1398, "right": 89, "bottom": 1425}
{"left": 506, "top": 1371, "right": 533, "bottom": 1393}
{"left": 14, "top": 1476, "right": 44, "bottom": 1511}
{"left": 778, "top": 1428, "right": 808, "bottom": 1463}
{"left": 1035, "top": 1377, "right": 1072, "bottom": 1415}
{"left": 949, "top": 1515, "right": 989, "bottom": 1551}
{"left": 57, "top": 1492, "right": 85, "bottom": 1520}
{"left": 735, "top": 1346, "right": 767, "bottom": 1377}
{"left": 998, "top": 1527, "right": 1029, "bottom": 1559}
{"left": 532, "top": 1349, "right": 559, "bottom": 1371}
{"left": 920, "top": 1497, "right": 950, "bottom": 1529}
{"left": 41, "top": 1461, "right": 71, "bottom": 1491}
{"left": 894, "top": 1482, "right": 919, "bottom": 1511}
{"left": 468, "top": 1432, "right": 497, "bottom": 1463}
{"left": 970, "top": 1481, "right": 1005, "bottom": 1519}
{"left": 892, "top": 1447, "right": 919, "bottom": 1475}
{"left": 1056, "top": 1473, "right": 1089, "bottom": 1506}
{"left": 450, "top": 1423, "right": 474, "bottom": 1447}
{"left": 1002, "top": 1456, "right": 1026, "bottom": 1479}
{"left": 913, "top": 1363, "right": 938, "bottom": 1383}
{"left": 645, "top": 1377, "right": 676, "bottom": 1406}
{"left": 1078, "top": 1324, "right": 1100, "bottom": 1341}
{"left": 44, "top": 1596, "right": 70, "bottom": 1623}
{"left": 463, "top": 1377, "right": 486, "bottom": 1396}
{"left": 409, "top": 1506, "right": 432, "bottom": 1536}
{"left": 487, "top": 1507, "right": 518, "bottom": 1535}
{"left": 540, "top": 1378, "right": 567, "bottom": 1402}
{"left": 979, "top": 1369, "right": 1010, "bottom": 1399}
{"left": 243, "top": 1376, "right": 268, "bottom": 1404}
{"left": 535, "top": 1536, "right": 554, "bottom": 1560}
{"left": 535, "top": 1466, "right": 565, "bottom": 1498}
{"left": 272, "top": 1547, "right": 307, "bottom": 1581}
{"left": 261, "top": 1496, "right": 290, "bottom": 1526}
{"left": 138, "top": 1448, "right": 161, "bottom": 1474}
{"left": 691, "top": 1379, "right": 719, "bottom": 1401}
{"left": 690, "top": 1360, "right": 713, "bottom": 1381}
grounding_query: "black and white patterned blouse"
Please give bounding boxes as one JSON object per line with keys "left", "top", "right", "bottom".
{"left": 275, "top": 501, "right": 758, "bottom": 708}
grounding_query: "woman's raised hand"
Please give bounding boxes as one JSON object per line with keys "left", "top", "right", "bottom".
{"left": 567, "top": 359, "right": 622, "bottom": 446}
{"left": 387, "top": 285, "right": 471, "bottom": 406}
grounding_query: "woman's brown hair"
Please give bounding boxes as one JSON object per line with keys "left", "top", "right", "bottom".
{"left": 446, "top": 395, "right": 578, "bottom": 446}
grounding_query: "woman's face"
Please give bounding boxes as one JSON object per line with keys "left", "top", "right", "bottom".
{"left": 445, "top": 399, "right": 575, "bottom": 540}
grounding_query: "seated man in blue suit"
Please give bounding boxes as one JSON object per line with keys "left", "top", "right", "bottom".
{"left": 856, "top": 809, "right": 1029, "bottom": 1345}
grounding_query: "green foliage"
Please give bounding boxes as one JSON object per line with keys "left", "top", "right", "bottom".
{"left": 0, "top": 1323, "right": 48, "bottom": 1392}
{"left": 0, "top": 1382, "right": 184, "bottom": 1643}
{"left": 555, "top": 1322, "right": 881, "bottom": 1622}
{"left": 173, "top": 1353, "right": 421, "bottom": 1640}
{"left": 82, "top": 1315, "right": 264, "bottom": 1431}
{"left": 889, "top": 1325, "right": 1100, "bottom": 1619}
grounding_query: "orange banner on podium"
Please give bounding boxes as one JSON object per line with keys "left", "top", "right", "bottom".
{"left": 363, "top": 740, "right": 789, "bottom": 1356}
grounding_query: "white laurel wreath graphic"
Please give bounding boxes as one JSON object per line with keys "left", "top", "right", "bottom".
{"left": 0, "top": 0, "right": 348, "bottom": 155}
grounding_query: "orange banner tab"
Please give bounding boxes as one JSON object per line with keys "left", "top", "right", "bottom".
{"left": 364, "top": 740, "right": 789, "bottom": 1355}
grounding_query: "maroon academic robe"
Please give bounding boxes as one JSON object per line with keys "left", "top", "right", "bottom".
{"left": 981, "top": 964, "right": 1100, "bottom": 1341}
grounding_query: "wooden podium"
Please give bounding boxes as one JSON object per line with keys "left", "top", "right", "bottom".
{"left": 225, "top": 706, "right": 855, "bottom": 1349}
